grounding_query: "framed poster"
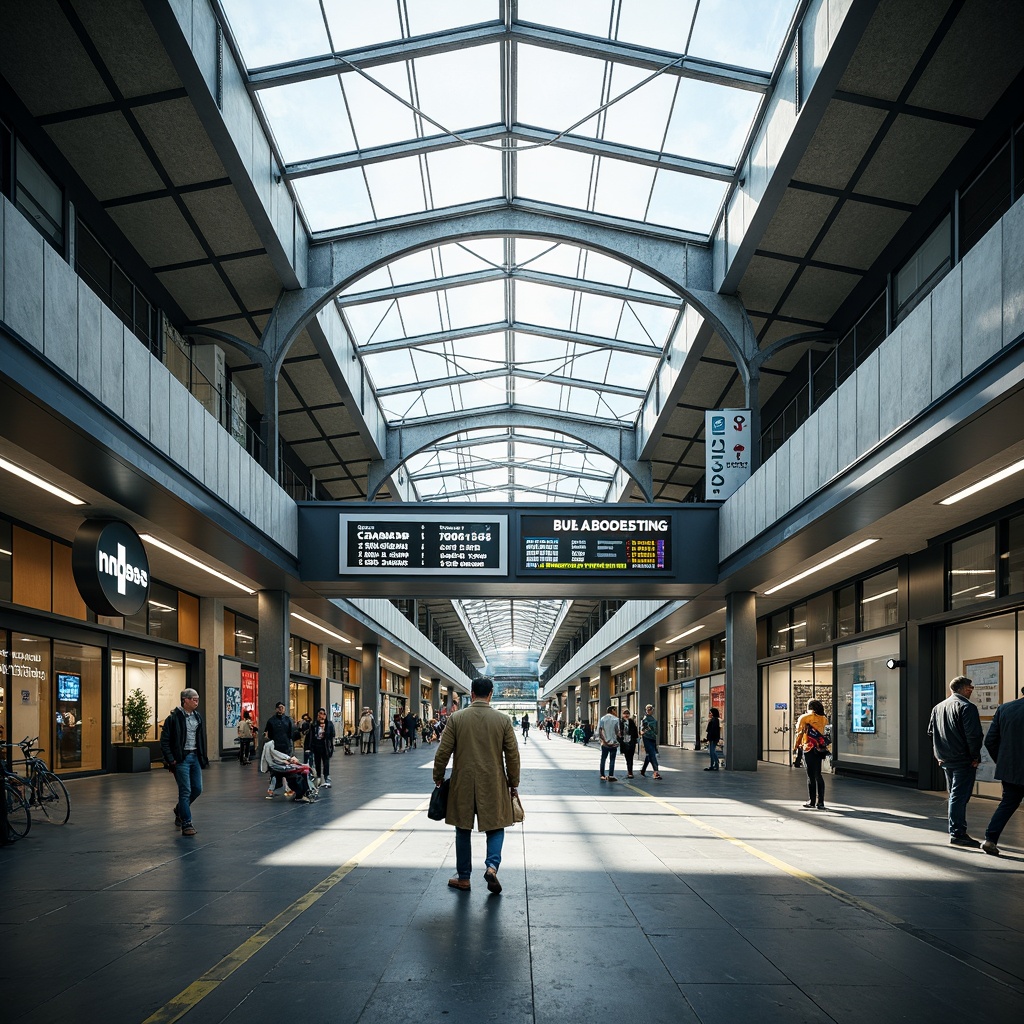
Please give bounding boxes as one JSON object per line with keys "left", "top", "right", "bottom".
{"left": 964, "top": 656, "right": 1001, "bottom": 718}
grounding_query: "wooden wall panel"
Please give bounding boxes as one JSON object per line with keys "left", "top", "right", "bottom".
{"left": 178, "top": 592, "right": 200, "bottom": 647}
{"left": 310, "top": 643, "right": 320, "bottom": 677}
{"left": 52, "top": 542, "right": 87, "bottom": 620}
{"left": 224, "top": 610, "right": 236, "bottom": 657}
{"left": 13, "top": 526, "right": 52, "bottom": 611}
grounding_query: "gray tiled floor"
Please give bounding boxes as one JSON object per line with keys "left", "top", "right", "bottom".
{"left": 2, "top": 737, "right": 1023, "bottom": 1024}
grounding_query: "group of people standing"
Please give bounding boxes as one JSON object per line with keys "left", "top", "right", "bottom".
{"left": 593, "top": 704, "right": 663, "bottom": 780}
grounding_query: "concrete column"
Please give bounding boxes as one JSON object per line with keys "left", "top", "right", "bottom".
{"left": 410, "top": 666, "right": 422, "bottom": 718}
{"left": 257, "top": 589, "right": 289, "bottom": 736}
{"left": 446, "top": 684, "right": 455, "bottom": 712}
{"left": 599, "top": 665, "right": 612, "bottom": 719}
{"left": 580, "top": 677, "right": 590, "bottom": 722}
{"left": 726, "top": 591, "right": 758, "bottom": 772}
{"left": 198, "top": 597, "right": 225, "bottom": 703}
{"left": 566, "top": 684, "right": 577, "bottom": 722}
{"left": 637, "top": 644, "right": 656, "bottom": 714}
{"left": 318, "top": 643, "right": 328, "bottom": 711}
{"left": 361, "top": 644, "right": 381, "bottom": 752}
{"left": 431, "top": 678, "right": 441, "bottom": 718}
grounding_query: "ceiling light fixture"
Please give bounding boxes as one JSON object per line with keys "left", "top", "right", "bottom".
{"left": 764, "top": 538, "right": 880, "bottom": 596}
{"left": 939, "top": 457, "right": 1024, "bottom": 505}
{"left": 140, "top": 534, "right": 255, "bottom": 594}
{"left": 612, "top": 655, "right": 638, "bottom": 672}
{"left": 291, "top": 612, "right": 351, "bottom": 644}
{"left": 666, "top": 625, "right": 705, "bottom": 644}
{"left": 380, "top": 654, "right": 408, "bottom": 673}
{"left": 0, "top": 455, "right": 85, "bottom": 505}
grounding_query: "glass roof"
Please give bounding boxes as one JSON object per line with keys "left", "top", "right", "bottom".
{"left": 218, "top": 0, "right": 798, "bottom": 662}
{"left": 457, "top": 598, "right": 567, "bottom": 658}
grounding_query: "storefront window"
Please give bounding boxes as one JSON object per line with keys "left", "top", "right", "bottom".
{"left": 762, "top": 661, "right": 792, "bottom": 765}
{"left": 147, "top": 583, "right": 179, "bottom": 640}
{"left": 0, "top": 520, "right": 12, "bottom": 602}
{"left": 1008, "top": 514, "right": 1024, "bottom": 596}
{"left": 112, "top": 652, "right": 188, "bottom": 745}
{"left": 681, "top": 682, "right": 696, "bottom": 747}
{"left": 53, "top": 640, "right": 102, "bottom": 772}
{"left": 836, "top": 585, "right": 856, "bottom": 637}
{"left": 769, "top": 611, "right": 790, "bottom": 655}
{"left": 6, "top": 633, "right": 51, "bottom": 762}
{"left": 665, "top": 684, "right": 681, "bottom": 745}
{"left": 232, "top": 612, "right": 258, "bottom": 660}
{"left": 836, "top": 633, "right": 900, "bottom": 769}
{"left": 790, "top": 604, "right": 807, "bottom": 649}
{"left": 949, "top": 527, "right": 997, "bottom": 610}
{"left": 861, "top": 567, "right": 898, "bottom": 631}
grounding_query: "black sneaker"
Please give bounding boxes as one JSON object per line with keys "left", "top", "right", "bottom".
{"left": 981, "top": 839, "right": 1000, "bottom": 856}
{"left": 949, "top": 834, "right": 981, "bottom": 848}
{"left": 173, "top": 806, "right": 182, "bottom": 828}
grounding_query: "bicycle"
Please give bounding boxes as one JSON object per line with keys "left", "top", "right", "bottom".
{"left": 2, "top": 761, "right": 32, "bottom": 840}
{"left": 4, "top": 736, "right": 71, "bottom": 824}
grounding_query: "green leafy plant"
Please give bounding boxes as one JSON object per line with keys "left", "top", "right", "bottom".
{"left": 122, "top": 688, "right": 153, "bottom": 745}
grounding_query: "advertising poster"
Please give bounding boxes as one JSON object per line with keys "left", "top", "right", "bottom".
{"left": 852, "top": 681, "right": 876, "bottom": 734}
{"left": 705, "top": 410, "right": 751, "bottom": 500}
{"left": 241, "top": 668, "right": 259, "bottom": 718}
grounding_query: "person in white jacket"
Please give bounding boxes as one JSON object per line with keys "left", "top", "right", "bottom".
{"left": 260, "top": 739, "right": 314, "bottom": 803}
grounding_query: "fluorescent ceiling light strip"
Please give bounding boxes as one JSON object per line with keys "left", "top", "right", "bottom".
{"left": 612, "top": 655, "right": 638, "bottom": 672}
{"left": 860, "top": 588, "right": 897, "bottom": 605}
{"left": 139, "top": 534, "right": 255, "bottom": 594}
{"left": 0, "top": 455, "right": 85, "bottom": 505}
{"left": 667, "top": 624, "right": 705, "bottom": 644}
{"left": 0, "top": 547, "right": 11, "bottom": 556}
{"left": 380, "top": 654, "right": 408, "bottom": 672}
{"left": 764, "top": 538, "right": 880, "bottom": 596}
{"left": 291, "top": 612, "right": 351, "bottom": 644}
{"left": 940, "top": 457, "right": 1024, "bottom": 505}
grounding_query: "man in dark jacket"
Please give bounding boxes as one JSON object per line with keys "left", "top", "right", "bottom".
{"left": 981, "top": 687, "right": 1024, "bottom": 856}
{"left": 264, "top": 702, "right": 296, "bottom": 796}
{"left": 928, "top": 675, "right": 983, "bottom": 847}
{"left": 160, "top": 688, "right": 210, "bottom": 837}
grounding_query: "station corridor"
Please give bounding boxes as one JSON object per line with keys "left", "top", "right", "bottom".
{"left": 3, "top": 736, "right": 1024, "bottom": 1024}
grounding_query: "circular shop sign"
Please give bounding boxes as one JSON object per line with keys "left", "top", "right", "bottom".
{"left": 72, "top": 519, "right": 151, "bottom": 617}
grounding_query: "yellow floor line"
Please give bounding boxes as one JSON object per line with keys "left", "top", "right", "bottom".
{"left": 622, "top": 782, "right": 907, "bottom": 926}
{"left": 142, "top": 801, "right": 427, "bottom": 1024}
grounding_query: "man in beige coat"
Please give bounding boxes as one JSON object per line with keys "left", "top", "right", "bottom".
{"left": 433, "top": 677, "right": 521, "bottom": 894}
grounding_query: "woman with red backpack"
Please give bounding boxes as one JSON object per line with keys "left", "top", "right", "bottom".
{"left": 793, "top": 699, "right": 830, "bottom": 810}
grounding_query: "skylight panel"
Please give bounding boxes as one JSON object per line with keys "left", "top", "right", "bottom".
{"left": 425, "top": 147, "right": 503, "bottom": 209}
{"left": 363, "top": 157, "right": 429, "bottom": 220}
{"left": 615, "top": 0, "right": 697, "bottom": 54}
{"left": 451, "top": 378, "right": 509, "bottom": 412}
{"left": 413, "top": 45, "right": 500, "bottom": 133}
{"left": 292, "top": 168, "right": 372, "bottom": 232}
{"left": 517, "top": 0, "right": 613, "bottom": 38}
{"left": 646, "top": 170, "right": 727, "bottom": 233}
{"left": 447, "top": 333, "right": 507, "bottom": 368}
{"left": 618, "top": 301, "right": 677, "bottom": 345}
{"left": 322, "top": 0, "right": 402, "bottom": 50}
{"left": 688, "top": 0, "right": 798, "bottom": 72}
{"left": 514, "top": 379, "right": 566, "bottom": 413}
{"left": 515, "top": 146, "right": 594, "bottom": 210}
{"left": 562, "top": 349, "right": 614, "bottom": 384}
{"left": 442, "top": 280, "right": 505, "bottom": 328}
{"left": 606, "top": 349, "right": 658, "bottom": 389}
{"left": 663, "top": 79, "right": 760, "bottom": 165}
{"left": 396, "top": 292, "right": 445, "bottom": 335}
{"left": 514, "top": 280, "right": 576, "bottom": 326}
{"left": 341, "top": 62, "right": 418, "bottom": 150}
{"left": 363, "top": 348, "right": 415, "bottom": 386}
{"left": 441, "top": 240, "right": 505, "bottom": 274}
{"left": 574, "top": 293, "right": 626, "bottom": 336}
{"left": 592, "top": 158, "right": 655, "bottom": 222}
{"left": 406, "top": 0, "right": 500, "bottom": 36}
{"left": 517, "top": 46, "right": 605, "bottom": 136}
{"left": 565, "top": 385, "right": 602, "bottom": 418}
{"left": 598, "top": 66, "right": 676, "bottom": 153}
{"left": 370, "top": 249, "right": 439, "bottom": 287}
{"left": 513, "top": 333, "right": 571, "bottom": 365}
{"left": 343, "top": 299, "right": 400, "bottom": 343}
{"left": 222, "top": 0, "right": 329, "bottom": 69}
{"left": 259, "top": 78, "right": 355, "bottom": 163}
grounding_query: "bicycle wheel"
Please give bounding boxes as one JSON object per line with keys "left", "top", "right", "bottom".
{"left": 35, "top": 771, "right": 70, "bottom": 824}
{"left": 4, "top": 780, "right": 31, "bottom": 839}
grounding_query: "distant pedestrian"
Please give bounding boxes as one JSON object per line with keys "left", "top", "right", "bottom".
{"left": 619, "top": 708, "right": 639, "bottom": 777}
{"left": 264, "top": 702, "right": 296, "bottom": 797}
{"left": 598, "top": 704, "right": 621, "bottom": 781}
{"left": 794, "top": 699, "right": 830, "bottom": 810}
{"left": 544, "top": 718, "right": 553, "bottom": 739}
{"left": 358, "top": 708, "right": 375, "bottom": 753}
{"left": 299, "top": 713, "right": 313, "bottom": 765}
{"left": 160, "top": 688, "right": 209, "bottom": 837}
{"left": 582, "top": 720, "right": 593, "bottom": 746}
{"left": 404, "top": 709, "right": 418, "bottom": 750}
{"left": 236, "top": 709, "right": 255, "bottom": 765}
{"left": 928, "top": 676, "right": 983, "bottom": 847}
{"left": 981, "top": 687, "right": 1024, "bottom": 856}
{"left": 639, "top": 705, "right": 661, "bottom": 778}
{"left": 704, "top": 707, "right": 722, "bottom": 771}
{"left": 309, "top": 708, "right": 335, "bottom": 787}
{"left": 521, "top": 713, "right": 530, "bottom": 742}
{"left": 392, "top": 711, "right": 404, "bottom": 752}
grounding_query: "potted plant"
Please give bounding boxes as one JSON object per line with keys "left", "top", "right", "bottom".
{"left": 116, "top": 687, "right": 154, "bottom": 772}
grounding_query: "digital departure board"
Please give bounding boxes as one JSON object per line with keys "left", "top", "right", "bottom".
{"left": 519, "top": 515, "right": 672, "bottom": 572}
{"left": 339, "top": 515, "right": 507, "bottom": 575}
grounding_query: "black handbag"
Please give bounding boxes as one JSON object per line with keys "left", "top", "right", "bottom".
{"left": 428, "top": 778, "right": 449, "bottom": 820}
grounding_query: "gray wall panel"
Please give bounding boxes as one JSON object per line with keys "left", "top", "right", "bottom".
{"left": 122, "top": 336, "right": 151, "bottom": 437}
{"left": 961, "top": 224, "right": 1002, "bottom": 375}
{"left": 4, "top": 204, "right": 44, "bottom": 349}
{"left": 789, "top": 428, "right": 805, "bottom": 509}
{"left": 901, "top": 301, "right": 931, "bottom": 424}
{"left": 43, "top": 245, "right": 78, "bottom": 377}
{"left": 149, "top": 359, "right": 171, "bottom": 455}
{"left": 99, "top": 303, "right": 125, "bottom": 416}
{"left": 836, "top": 372, "right": 857, "bottom": 470}
{"left": 204, "top": 408, "right": 219, "bottom": 486}
{"left": 855, "top": 349, "right": 879, "bottom": 455}
{"left": 77, "top": 280, "right": 102, "bottom": 400}
{"left": 1003, "top": 196, "right": 1024, "bottom": 346}
{"left": 878, "top": 325, "right": 903, "bottom": 438}
{"left": 168, "top": 373, "right": 190, "bottom": 466}
{"left": 188, "top": 391, "right": 205, "bottom": 481}
{"left": 817, "top": 391, "right": 838, "bottom": 487}
{"left": 931, "top": 263, "right": 961, "bottom": 399}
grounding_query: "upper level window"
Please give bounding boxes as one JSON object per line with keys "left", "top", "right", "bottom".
{"left": 949, "top": 527, "right": 997, "bottom": 610}
{"left": 15, "top": 140, "right": 63, "bottom": 251}
{"left": 861, "top": 567, "right": 898, "bottom": 631}
{"left": 959, "top": 142, "right": 1011, "bottom": 258}
{"left": 1008, "top": 514, "right": 1024, "bottom": 597}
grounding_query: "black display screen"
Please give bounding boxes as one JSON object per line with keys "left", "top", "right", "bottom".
{"left": 519, "top": 514, "right": 672, "bottom": 572}
{"left": 339, "top": 515, "right": 508, "bottom": 575}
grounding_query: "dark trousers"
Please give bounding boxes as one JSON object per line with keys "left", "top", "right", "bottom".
{"left": 985, "top": 780, "right": 1024, "bottom": 842}
{"left": 238, "top": 738, "right": 253, "bottom": 763}
{"left": 312, "top": 749, "right": 330, "bottom": 778}
{"left": 620, "top": 744, "right": 636, "bottom": 774}
{"left": 804, "top": 749, "right": 826, "bottom": 805}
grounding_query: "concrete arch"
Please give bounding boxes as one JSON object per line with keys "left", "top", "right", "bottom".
{"left": 366, "top": 409, "right": 653, "bottom": 502}
{"left": 263, "top": 207, "right": 755, "bottom": 381}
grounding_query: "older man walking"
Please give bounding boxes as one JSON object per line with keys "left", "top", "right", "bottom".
{"left": 433, "top": 677, "right": 520, "bottom": 894}
{"left": 160, "top": 688, "right": 210, "bottom": 838}
{"left": 928, "top": 675, "right": 983, "bottom": 847}
{"left": 981, "top": 687, "right": 1024, "bottom": 856}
